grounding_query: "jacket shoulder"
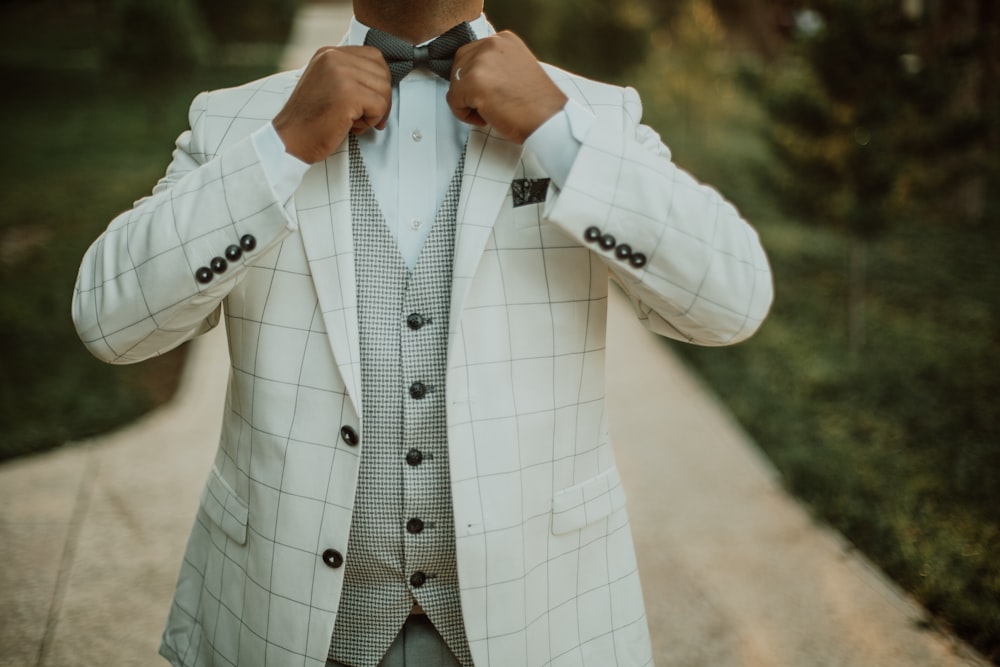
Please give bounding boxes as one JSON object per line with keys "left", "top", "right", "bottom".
{"left": 541, "top": 63, "right": 631, "bottom": 112}
{"left": 188, "top": 69, "right": 300, "bottom": 156}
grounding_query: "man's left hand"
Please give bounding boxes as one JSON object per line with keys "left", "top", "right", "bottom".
{"left": 447, "top": 31, "right": 569, "bottom": 144}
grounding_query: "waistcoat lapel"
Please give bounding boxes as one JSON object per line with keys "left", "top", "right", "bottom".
{"left": 294, "top": 141, "right": 363, "bottom": 416}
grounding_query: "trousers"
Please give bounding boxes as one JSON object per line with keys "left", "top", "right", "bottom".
{"left": 326, "top": 615, "right": 463, "bottom": 667}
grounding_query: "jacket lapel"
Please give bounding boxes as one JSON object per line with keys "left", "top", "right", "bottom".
{"left": 448, "top": 127, "right": 524, "bottom": 349}
{"left": 295, "top": 142, "right": 363, "bottom": 417}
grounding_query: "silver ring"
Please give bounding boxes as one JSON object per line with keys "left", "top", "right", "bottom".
{"left": 454, "top": 67, "right": 461, "bottom": 81}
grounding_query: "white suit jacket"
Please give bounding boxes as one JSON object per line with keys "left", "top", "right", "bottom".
{"left": 73, "top": 63, "right": 772, "bottom": 667}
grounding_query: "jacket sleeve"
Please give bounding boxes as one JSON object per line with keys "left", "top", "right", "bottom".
{"left": 72, "top": 91, "right": 298, "bottom": 364}
{"left": 544, "top": 85, "right": 773, "bottom": 346}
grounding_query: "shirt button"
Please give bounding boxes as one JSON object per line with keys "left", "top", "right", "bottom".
{"left": 410, "top": 571, "right": 427, "bottom": 587}
{"left": 406, "top": 449, "right": 424, "bottom": 466}
{"left": 410, "top": 218, "right": 423, "bottom": 231}
{"left": 411, "top": 129, "right": 423, "bottom": 142}
{"left": 407, "top": 518, "right": 425, "bottom": 534}
{"left": 409, "top": 381, "right": 427, "bottom": 399}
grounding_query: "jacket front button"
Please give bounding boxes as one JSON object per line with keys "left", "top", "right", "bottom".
{"left": 409, "top": 381, "right": 427, "bottom": 400}
{"left": 410, "top": 571, "right": 427, "bottom": 587}
{"left": 322, "top": 548, "right": 344, "bottom": 569}
{"left": 340, "top": 425, "right": 360, "bottom": 446}
{"left": 195, "top": 267, "right": 213, "bottom": 284}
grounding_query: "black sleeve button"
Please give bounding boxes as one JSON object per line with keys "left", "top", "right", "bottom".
{"left": 240, "top": 234, "right": 257, "bottom": 252}
{"left": 322, "top": 548, "right": 344, "bottom": 569}
{"left": 225, "top": 244, "right": 243, "bottom": 262}
{"left": 195, "top": 267, "right": 213, "bottom": 284}
{"left": 210, "top": 257, "right": 228, "bottom": 274}
{"left": 583, "top": 226, "right": 601, "bottom": 243}
{"left": 629, "top": 252, "right": 647, "bottom": 269}
{"left": 599, "top": 234, "right": 617, "bottom": 251}
{"left": 409, "top": 571, "right": 427, "bottom": 587}
{"left": 340, "top": 425, "right": 360, "bottom": 446}
{"left": 614, "top": 244, "right": 632, "bottom": 261}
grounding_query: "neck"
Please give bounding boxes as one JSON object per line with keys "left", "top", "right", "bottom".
{"left": 354, "top": 0, "right": 483, "bottom": 44}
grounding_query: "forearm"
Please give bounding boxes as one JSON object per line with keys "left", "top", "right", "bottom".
{"left": 544, "top": 86, "right": 773, "bottom": 346}
{"left": 72, "top": 119, "right": 297, "bottom": 364}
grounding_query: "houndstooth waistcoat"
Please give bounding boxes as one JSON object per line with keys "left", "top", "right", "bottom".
{"left": 328, "top": 138, "right": 472, "bottom": 667}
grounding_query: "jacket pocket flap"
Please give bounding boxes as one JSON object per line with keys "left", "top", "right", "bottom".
{"left": 199, "top": 466, "right": 249, "bottom": 545}
{"left": 551, "top": 465, "right": 626, "bottom": 535}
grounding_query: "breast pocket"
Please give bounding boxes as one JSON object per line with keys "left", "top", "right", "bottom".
{"left": 550, "top": 465, "right": 627, "bottom": 535}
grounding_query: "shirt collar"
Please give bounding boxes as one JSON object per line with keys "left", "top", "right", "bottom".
{"left": 347, "top": 13, "right": 492, "bottom": 47}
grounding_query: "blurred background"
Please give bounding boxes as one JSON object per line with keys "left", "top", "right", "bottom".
{"left": 0, "top": 0, "right": 996, "bottom": 662}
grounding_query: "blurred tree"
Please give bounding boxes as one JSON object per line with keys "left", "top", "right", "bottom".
{"left": 487, "top": 0, "right": 651, "bottom": 82}
{"left": 194, "top": 0, "right": 300, "bottom": 45}
{"left": 759, "top": 0, "right": 997, "bottom": 351}
{"left": 103, "top": 0, "right": 209, "bottom": 84}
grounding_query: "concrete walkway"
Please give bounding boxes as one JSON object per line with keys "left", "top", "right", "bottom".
{"left": 0, "top": 4, "right": 990, "bottom": 666}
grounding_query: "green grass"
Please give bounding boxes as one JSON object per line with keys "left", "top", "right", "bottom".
{"left": 0, "top": 5, "right": 277, "bottom": 461}
{"left": 629, "top": 13, "right": 1000, "bottom": 662}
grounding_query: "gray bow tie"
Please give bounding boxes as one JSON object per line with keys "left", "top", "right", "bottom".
{"left": 364, "top": 22, "right": 476, "bottom": 85}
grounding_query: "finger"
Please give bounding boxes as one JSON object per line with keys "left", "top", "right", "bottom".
{"left": 306, "top": 45, "right": 339, "bottom": 65}
{"left": 352, "top": 86, "right": 392, "bottom": 134}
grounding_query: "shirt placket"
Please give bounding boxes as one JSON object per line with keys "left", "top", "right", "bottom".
{"left": 396, "top": 74, "right": 438, "bottom": 259}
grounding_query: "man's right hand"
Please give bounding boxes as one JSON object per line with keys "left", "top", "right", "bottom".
{"left": 273, "top": 46, "right": 392, "bottom": 164}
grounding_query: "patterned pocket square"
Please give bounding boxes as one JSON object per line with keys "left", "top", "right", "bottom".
{"left": 511, "top": 178, "right": 550, "bottom": 207}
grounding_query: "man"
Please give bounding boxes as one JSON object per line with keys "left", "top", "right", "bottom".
{"left": 72, "top": 0, "right": 773, "bottom": 665}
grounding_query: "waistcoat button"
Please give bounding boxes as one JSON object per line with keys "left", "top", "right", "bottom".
{"left": 406, "top": 313, "right": 426, "bottom": 330}
{"left": 322, "top": 548, "right": 344, "bottom": 569}
{"left": 406, "top": 449, "right": 424, "bottom": 466}
{"left": 409, "top": 381, "right": 427, "bottom": 399}
{"left": 340, "top": 425, "right": 360, "bottom": 446}
{"left": 410, "top": 571, "right": 427, "bottom": 587}
{"left": 406, "top": 517, "right": 425, "bottom": 534}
